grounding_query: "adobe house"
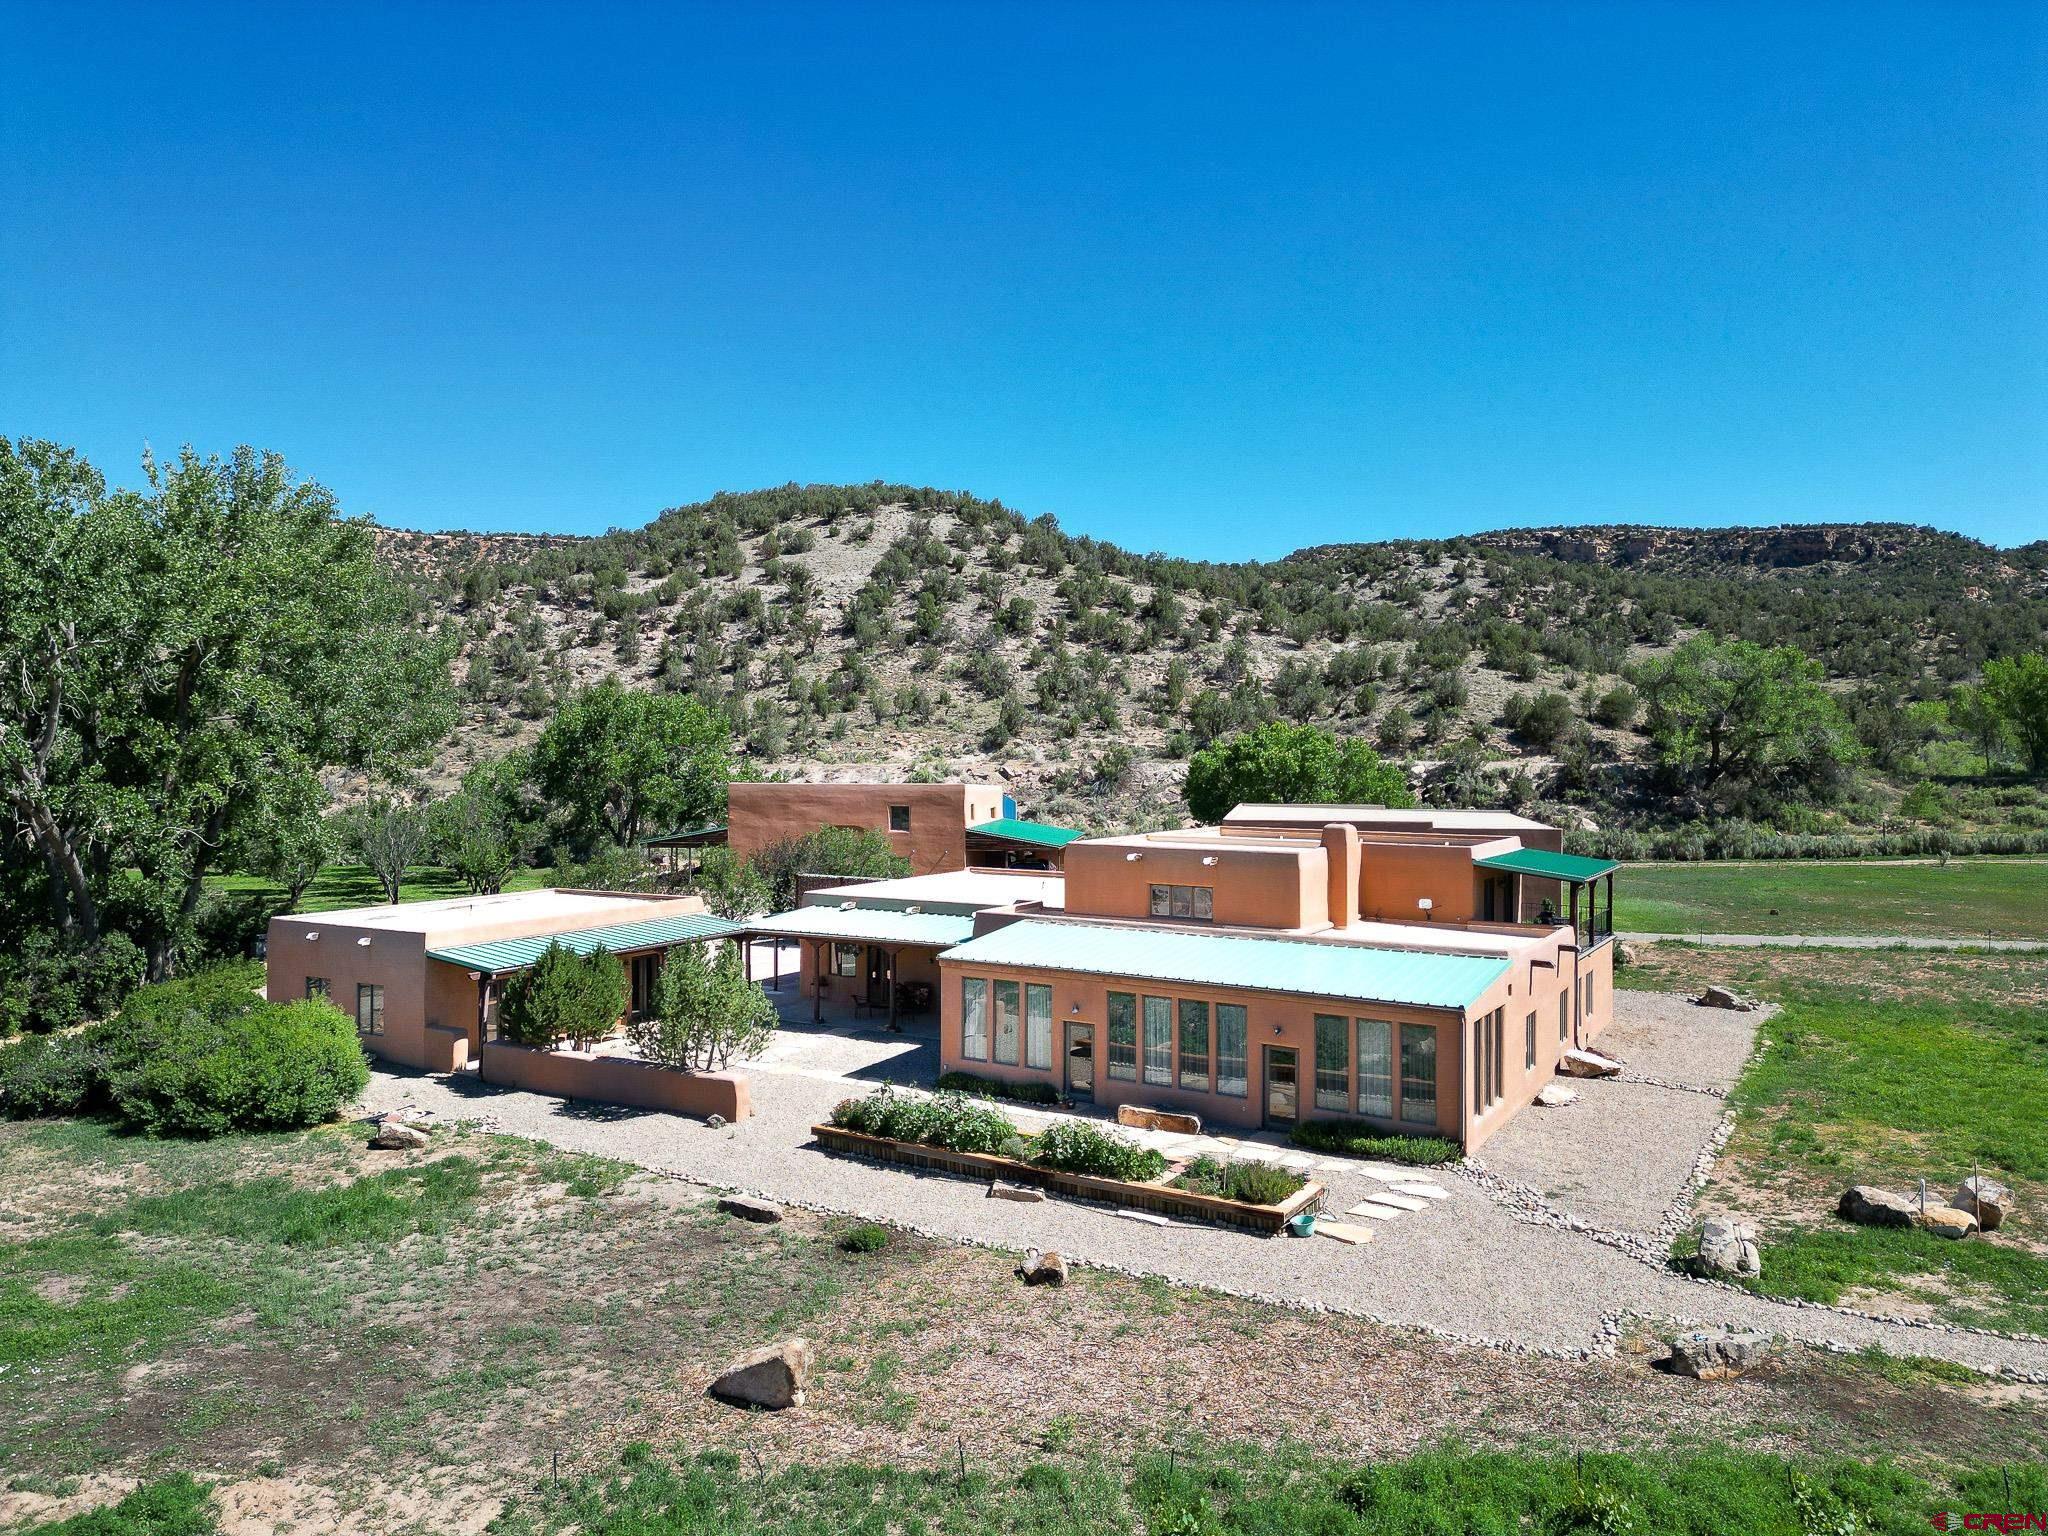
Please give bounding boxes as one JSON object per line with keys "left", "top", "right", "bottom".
{"left": 933, "top": 812, "right": 1618, "bottom": 1152}
{"left": 725, "top": 781, "right": 1082, "bottom": 874}
{"left": 263, "top": 889, "right": 742, "bottom": 1071}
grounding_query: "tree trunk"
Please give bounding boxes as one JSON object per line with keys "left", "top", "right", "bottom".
{"left": 11, "top": 791, "right": 100, "bottom": 943}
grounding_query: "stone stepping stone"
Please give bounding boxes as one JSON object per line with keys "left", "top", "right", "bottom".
{"left": 1114, "top": 1210, "right": 1173, "bottom": 1227}
{"left": 1315, "top": 1220, "right": 1373, "bottom": 1246}
{"left": 1276, "top": 1153, "right": 1318, "bottom": 1171}
{"left": 1345, "top": 1200, "right": 1408, "bottom": 1220}
{"left": 1369, "top": 1191, "right": 1429, "bottom": 1213}
{"left": 1390, "top": 1182, "right": 1450, "bottom": 1201}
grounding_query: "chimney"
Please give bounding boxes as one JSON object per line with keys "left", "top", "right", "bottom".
{"left": 1320, "top": 823, "right": 1360, "bottom": 929}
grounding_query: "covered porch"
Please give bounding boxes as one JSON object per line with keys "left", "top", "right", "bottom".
{"left": 1471, "top": 847, "right": 1620, "bottom": 948}
{"left": 743, "top": 905, "right": 976, "bottom": 1032}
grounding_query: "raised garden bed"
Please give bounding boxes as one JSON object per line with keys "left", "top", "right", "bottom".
{"left": 811, "top": 1122, "right": 1323, "bottom": 1235}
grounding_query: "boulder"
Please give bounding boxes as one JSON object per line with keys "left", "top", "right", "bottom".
{"left": 1695, "top": 1216, "right": 1762, "bottom": 1279}
{"left": 1117, "top": 1105, "right": 1202, "bottom": 1135}
{"left": 1534, "top": 1082, "right": 1579, "bottom": 1108}
{"left": 1616, "top": 941, "right": 1642, "bottom": 967}
{"left": 1668, "top": 1329, "right": 1774, "bottom": 1381}
{"left": 369, "top": 1118, "right": 431, "bottom": 1151}
{"left": 718, "top": 1194, "right": 785, "bottom": 1224}
{"left": 1912, "top": 1203, "right": 1978, "bottom": 1240}
{"left": 1559, "top": 1048, "right": 1622, "bottom": 1079}
{"left": 1018, "top": 1247, "right": 1069, "bottom": 1286}
{"left": 988, "top": 1181, "right": 1046, "bottom": 1204}
{"left": 1697, "top": 986, "right": 1758, "bottom": 1011}
{"left": 706, "top": 1114, "right": 726, "bottom": 1130}
{"left": 1954, "top": 1175, "right": 2012, "bottom": 1232}
{"left": 708, "top": 1338, "right": 813, "bottom": 1410}
{"left": 1837, "top": 1185, "right": 1915, "bottom": 1228}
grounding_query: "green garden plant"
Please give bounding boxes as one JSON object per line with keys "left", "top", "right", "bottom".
{"left": 1291, "top": 1120, "right": 1460, "bottom": 1166}
{"left": 498, "top": 942, "right": 628, "bottom": 1051}
{"left": 1030, "top": 1119, "right": 1168, "bottom": 1182}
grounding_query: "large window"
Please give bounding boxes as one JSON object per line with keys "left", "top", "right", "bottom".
{"left": 1177, "top": 999, "right": 1210, "bottom": 1091}
{"left": 1141, "top": 995, "right": 1173, "bottom": 1085}
{"left": 1313, "top": 1014, "right": 1350, "bottom": 1112}
{"left": 1356, "top": 1018, "right": 1393, "bottom": 1118}
{"left": 1147, "top": 884, "right": 1214, "bottom": 921}
{"left": 306, "top": 977, "right": 329, "bottom": 1000}
{"left": 993, "top": 980, "right": 1021, "bottom": 1066}
{"left": 960, "top": 977, "right": 988, "bottom": 1060}
{"left": 355, "top": 983, "right": 384, "bottom": 1036}
{"left": 1025, "top": 984, "right": 1053, "bottom": 1070}
{"left": 1398, "top": 1023, "right": 1436, "bottom": 1126}
{"left": 1106, "top": 991, "right": 1138, "bottom": 1080}
{"left": 1475, "top": 1008, "right": 1505, "bottom": 1111}
{"left": 1525, "top": 1011, "right": 1537, "bottom": 1071}
{"left": 833, "top": 943, "right": 860, "bottom": 978}
{"left": 1215, "top": 1004, "right": 1248, "bottom": 1096}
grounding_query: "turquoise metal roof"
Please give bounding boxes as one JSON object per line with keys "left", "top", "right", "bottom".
{"left": 1474, "top": 848, "right": 1620, "bottom": 883}
{"left": 967, "top": 817, "right": 1086, "bottom": 849}
{"left": 939, "top": 920, "right": 1508, "bottom": 1012}
{"left": 748, "top": 905, "right": 976, "bottom": 948}
{"left": 427, "top": 912, "right": 744, "bottom": 975}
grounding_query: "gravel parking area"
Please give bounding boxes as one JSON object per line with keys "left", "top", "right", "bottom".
{"left": 1596, "top": 990, "right": 1770, "bottom": 1093}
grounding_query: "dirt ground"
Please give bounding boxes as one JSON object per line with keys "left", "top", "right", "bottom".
{"left": 3, "top": 1117, "right": 2044, "bottom": 1535}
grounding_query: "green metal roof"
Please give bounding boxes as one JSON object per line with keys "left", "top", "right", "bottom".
{"left": 940, "top": 921, "right": 1508, "bottom": 1013}
{"left": 748, "top": 905, "right": 976, "bottom": 948}
{"left": 427, "top": 912, "right": 744, "bottom": 975}
{"left": 642, "top": 822, "right": 728, "bottom": 846}
{"left": 1473, "top": 848, "right": 1620, "bottom": 883}
{"left": 966, "top": 817, "right": 1086, "bottom": 849}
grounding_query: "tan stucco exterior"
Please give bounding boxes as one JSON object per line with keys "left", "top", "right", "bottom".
{"left": 727, "top": 781, "right": 1007, "bottom": 875}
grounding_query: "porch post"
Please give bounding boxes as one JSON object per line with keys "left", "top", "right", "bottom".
{"left": 772, "top": 938, "right": 781, "bottom": 992}
{"left": 1605, "top": 874, "right": 1615, "bottom": 940}
{"left": 812, "top": 940, "right": 823, "bottom": 1024}
{"left": 475, "top": 974, "right": 490, "bottom": 1050}
{"left": 886, "top": 947, "right": 898, "bottom": 1033}
{"left": 743, "top": 937, "right": 753, "bottom": 983}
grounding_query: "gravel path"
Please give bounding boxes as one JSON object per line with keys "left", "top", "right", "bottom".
{"left": 362, "top": 1010, "right": 2048, "bottom": 1380}
{"left": 1621, "top": 931, "right": 2048, "bottom": 952}
{"left": 1477, "top": 1080, "right": 1727, "bottom": 1234}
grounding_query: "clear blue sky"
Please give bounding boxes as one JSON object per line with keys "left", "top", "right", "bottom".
{"left": 3, "top": 2, "right": 2042, "bottom": 558}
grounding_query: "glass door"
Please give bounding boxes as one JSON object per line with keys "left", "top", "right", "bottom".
{"left": 1065, "top": 1022, "right": 1095, "bottom": 1099}
{"left": 1263, "top": 1046, "right": 1298, "bottom": 1129}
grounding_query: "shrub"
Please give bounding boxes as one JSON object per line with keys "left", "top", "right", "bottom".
{"left": 499, "top": 942, "right": 628, "bottom": 1050}
{"left": 0, "top": 932, "right": 146, "bottom": 1038}
{"left": 1291, "top": 1120, "right": 1460, "bottom": 1166}
{"left": 1173, "top": 1154, "right": 1308, "bottom": 1205}
{"left": 828, "top": 1086, "right": 1015, "bottom": 1155}
{"left": 838, "top": 1222, "right": 891, "bottom": 1254}
{"left": 104, "top": 996, "right": 369, "bottom": 1138}
{"left": 0, "top": 1032, "right": 104, "bottom": 1118}
{"left": 630, "top": 942, "right": 777, "bottom": 1071}
{"left": 934, "top": 1070, "right": 1062, "bottom": 1106}
{"left": 1030, "top": 1119, "right": 1168, "bottom": 1182}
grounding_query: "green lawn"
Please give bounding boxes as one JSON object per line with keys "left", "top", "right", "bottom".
{"left": 208, "top": 862, "right": 549, "bottom": 914}
{"left": 1613, "top": 857, "right": 2048, "bottom": 939}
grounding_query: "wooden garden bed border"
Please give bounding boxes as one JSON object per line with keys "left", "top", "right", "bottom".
{"left": 811, "top": 1123, "right": 1322, "bottom": 1235}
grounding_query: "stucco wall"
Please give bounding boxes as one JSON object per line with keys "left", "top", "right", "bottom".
{"left": 265, "top": 924, "right": 436, "bottom": 1068}
{"left": 479, "top": 1042, "right": 750, "bottom": 1121}
{"left": 728, "top": 783, "right": 1005, "bottom": 875}
{"left": 789, "top": 937, "right": 945, "bottom": 1019}
{"left": 1355, "top": 842, "right": 1485, "bottom": 925}
{"left": 1063, "top": 840, "right": 1328, "bottom": 930}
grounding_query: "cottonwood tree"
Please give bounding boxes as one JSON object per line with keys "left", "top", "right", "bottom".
{"left": 430, "top": 753, "right": 541, "bottom": 894}
{"left": 0, "top": 439, "right": 455, "bottom": 978}
{"left": 630, "top": 941, "right": 776, "bottom": 1072}
{"left": 1183, "top": 721, "right": 1414, "bottom": 824}
{"left": 532, "top": 680, "right": 731, "bottom": 853}
{"left": 1981, "top": 654, "right": 2048, "bottom": 776}
{"left": 350, "top": 797, "right": 431, "bottom": 903}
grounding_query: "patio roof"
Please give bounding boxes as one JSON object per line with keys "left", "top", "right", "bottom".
{"left": 1473, "top": 848, "right": 1620, "bottom": 883}
{"left": 939, "top": 920, "right": 1508, "bottom": 1013}
{"left": 426, "top": 912, "right": 745, "bottom": 976}
{"left": 748, "top": 905, "right": 977, "bottom": 949}
{"left": 642, "top": 822, "right": 728, "bottom": 848}
{"left": 966, "top": 816, "right": 1086, "bottom": 849}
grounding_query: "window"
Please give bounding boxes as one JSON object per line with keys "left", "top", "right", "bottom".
{"left": 1148, "top": 884, "right": 1214, "bottom": 922}
{"left": 1215, "top": 1003, "right": 1248, "bottom": 1096}
{"left": 1559, "top": 989, "right": 1569, "bottom": 1041}
{"left": 1525, "top": 1011, "right": 1537, "bottom": 1071}
{"left": 306, "top": 977, "right": 329, "bottom": 1000}
{"left": 1583, "top": 974, "right": 1596, "bottom": 1021}
{"left": 1356, "top": 1018, "right": 1393, "bottom": 1117}
{"left": 1398, "top": 1023, "right": 1436, "bottom": 1125}
{"left": 888, "top": 804, "right": 911, "bottom": 832}
{"left": 960, "top": 977, "right": 988, "bottom": 1060}
{"left": 1177, "top": 999, "right": 1210, "bottom": 1090}
{"left": 1475, "top": 1009, "right": 1508, "bottom": 1112}
{"left": 355, "top": 984, "right": 384, "bottom": 1036}
{"left": 1141, "top": 995, "right": 1173, "bottom": 1085}
{"left": 1106, "top": 991, "right": 1138, "bottom": 1080}
{"left": 1313, "top": 1014, "right": 1350, "bottom": 1111}
{"left": 833, "top": 943, "right": 860, "bottom": 978}
{"left": 993, "top": 979, "right": 1021, "bottom": 1066}
{"left": 1025, "top": 984, "right": 1053, "bottom": 1070}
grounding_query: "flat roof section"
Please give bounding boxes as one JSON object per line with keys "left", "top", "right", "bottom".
{"left": 804, "top": 869, "right": 1065, "bottom": 915}
{"left": 749, "top": 906, "right": 978, "bottom": 949}
{"left": 1222, "top": 803, "right": 1556, "bottom": 833}
{"left": 294, "top": 889, "right": 670, "bottom": 936}
{"left": 427, "top": 912, "right": 746, "bottom": 976}
{"left": 939, "top": 920, "right": 1510, "bottom": 1013}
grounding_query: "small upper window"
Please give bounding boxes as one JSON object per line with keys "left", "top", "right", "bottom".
{"left": 888, "top": 804, "right": 911, "bottom": 832}
{"left": 1149, "top": 884, "right": 1214, "bottom": 922}
{"left": 306, "top": 977, "right": 330, "bottom": 1000}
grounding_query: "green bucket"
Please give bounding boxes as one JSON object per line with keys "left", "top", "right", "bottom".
{"left": 1286, "top": 1210, "right": 1317, "bottom": 1238}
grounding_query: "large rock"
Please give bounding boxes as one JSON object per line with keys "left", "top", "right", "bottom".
{"left": 709, "top": 1338, "right": 813, "bottom": 1410}
{"left": 369, "top": 1118, "right": 430, "bottom": 1150}
{"left": 1695, "top": 1216, "right": 1761, "bottom": 1279}
{"left": 1117, "top": 1105, "right": 1202, "bottom": 1135}
{"left": 1018, "top": 1247, "right": 1069, "bottom": 1286}
{"left": 1912, "top": 1203, "right": 1978, "bottom": 1240}
{"left": 1534, "top": 1082, "right": 1579, "bottom": 1108}
{"left": 1697, "top": 986, "right": 1758, "bottom": 1011}
{"left": 1954, "top": 1175, "right": 2013, "bottom": 1232}
{"left": 1615, "top": 941, "right": 1642, "bottom": 967}
{"left": 1837, "top": 1185, "right": 1915, "bottom": 1228}
{"left": 1669, "top": 1329, "right": 1774, "bottom": 1381}
{"left": 1559, "top": 1048, "right": 1622, "bottom": 1079}
{"left": 718, "top": 1194, "right": 785, "bottom": 1224}
{"left": 988, "top": 1181, "right": 1046, "bottom": 1204}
